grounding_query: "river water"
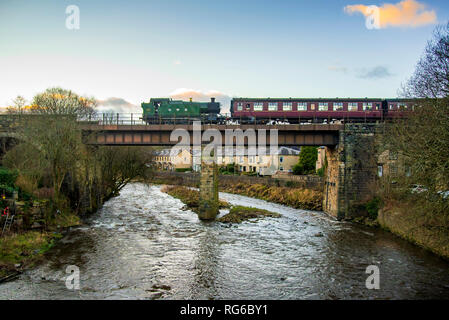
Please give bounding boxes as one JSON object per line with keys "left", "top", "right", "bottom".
{"left": 1, "top": 183, "right": 449, "bottom": 300}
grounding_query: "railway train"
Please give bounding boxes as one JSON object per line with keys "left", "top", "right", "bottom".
{"left": 141, "top": 97, "right": 415, "bottom": 124}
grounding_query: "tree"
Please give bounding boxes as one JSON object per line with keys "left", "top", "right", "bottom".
{"left": 385, "top": 22, "right": 449, "bottom": 217}
{"left": 97, "top": 146, "right": 152, "bottom": 199}
{"left": 30, "top": 87, "right": 96, "bottom": 119}
{"left": 401, "top": 23, "right": 449, "bottom": 99}
{"left": 6, "top": 96, "right": 27, "bottom": 114}
{"left": 292, "top": 147, "right": 317, "bottom": 175}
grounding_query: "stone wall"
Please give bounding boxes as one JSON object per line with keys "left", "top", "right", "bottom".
{"left": 323, "top": 123, "right": 383, "bottom": 220}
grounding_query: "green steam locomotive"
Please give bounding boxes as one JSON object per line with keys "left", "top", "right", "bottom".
{"left": 141, "top": 97, "right": 221, "bottom": 123}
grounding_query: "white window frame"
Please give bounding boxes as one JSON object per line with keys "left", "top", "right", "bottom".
{"left": 348, "top": 102, "right": 358, "bottom": 111}
{"left": 282, "top": 102, "right": 292, "bottom": 111}
{"left": 333, "top": 102, "right": 343, "bottom": 111}
{"left": 318, "top": 102, "right": 328, "bottom": 111}
{"left": 254, "top": 102, "right": 263, "bottom": 111}
{"left": 363, "top": 102, "right": 373, "bottom": 111}
{"left": 297, "top": 102, "right": 307, "bottom": 111}
{"left": 268, "top": 102, "right": 278, "bottom": 111}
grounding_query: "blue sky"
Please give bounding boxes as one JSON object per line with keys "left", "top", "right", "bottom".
{"left": 1, "top": 0, "right": 448, "bottom": 111}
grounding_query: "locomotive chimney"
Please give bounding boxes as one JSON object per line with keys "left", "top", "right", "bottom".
{"left": 211, "top": 97, "right": 216, "bottom": 103}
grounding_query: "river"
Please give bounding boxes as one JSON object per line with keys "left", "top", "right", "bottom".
{"left": 1, "top": 183, "right": 448, "bottom": 299}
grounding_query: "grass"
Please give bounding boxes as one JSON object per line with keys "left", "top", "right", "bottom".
{"left": 217, "top": 206, "right": 280, "bottom": 223}
{"left": 0, "top": 231, "right": 62, "bottom": 278}
{"left": 161, "top": 185, "right": 229, "bottom": 213}
{"left": 220, "top": 183, "right": 323, "bottom": 211}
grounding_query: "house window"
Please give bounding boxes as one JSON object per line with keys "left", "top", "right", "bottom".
{"left": 363, "top": 102, "right": 373, "bottom": 111}
{"left": 280, "top": 166, "right": 284, "bottom": 171}
{"left": 268, "top": 102, "right": 278, "bottom": 111}
{"left": 377, "top": 165, "right": 383, "bottom": 177}
{"left": 297, "top": 102, "right": 307, "bottom": 111}
{"left": 254, "top": 102, "right": 263, "bottom": 111}
{"left": 333, "top": 102, "right": 343, "bottom": 111}
{"left": 318, "top": 102, "right": 328, "bottom": 111}
{"left": 283, "top": 102, "right": 292, "bottom": 111}
{"left": 237, "top": 103, "right": 243, "bottom": 111}
{"left": 279, "top": 156, "right": 284, "bottom": 163}
{"left": 348, "top": 102, "right": 358, "bottom": 111}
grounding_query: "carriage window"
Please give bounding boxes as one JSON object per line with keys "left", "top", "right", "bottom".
{"left": 348, "top": 103, "right": 358, "bottom": 111}
{"left": 318, "top": 102, "right": 328, "bottom": 111}
{"left": 246, "top": 104, "right": 250, "bottom": 110}
{"left": 333, "top": 102, "right": 343, "bottom": 111}
{"left": 254, "top": 102, "right": 263, "bottom": 111}
{"left": 389, "top": 104, "right": 395, "bottom": 110}
{"left": 363, "top": 103, "right": 373, "bottom": 111}
{"left": 399, "top": 103, "right": 407, "bottom": 110}
{"left": 268, "top": 102, "right": 278, "bottom": 111}
{"left": 376, "top": 103, "right": 380, "bottom": 110}
{"left": 297, "top": 102, "right": 307, "bottom": 111}
{"left": 237, "top": 103, "right": 243, "bottom": 111}
{"left": 283, "top": 102, "right": 292, "bottom": 111}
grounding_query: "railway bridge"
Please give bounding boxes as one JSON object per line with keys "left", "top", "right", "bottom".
{"left": 80, "top": 122, "right": 383, "bottom": 221}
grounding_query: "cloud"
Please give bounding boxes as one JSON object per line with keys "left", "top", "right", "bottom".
{"left": 96, "top": 97, "right": 140, "bottom": 114}
{"left": 328, "top": 65, "right": 349, "bottom": 73}
{"left": 169, "top": 88, "right": 232, "bottom": 114}
{"left": 344, "top": 0, "right": 437, "bottom": 28}
{"left": 356, "top": 66, "right": 393, "bottom": 79}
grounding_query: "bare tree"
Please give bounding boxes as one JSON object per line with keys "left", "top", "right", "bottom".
{"left": 401, "top": 22, "right": 449, "bottom": 99}
{"left": 6, "top": 95, "right": 27, "bottom": 114}
{"left": 385, "top": 22, "right": 449, "bottom": 218}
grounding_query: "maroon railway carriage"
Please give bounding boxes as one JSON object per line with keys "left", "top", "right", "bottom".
{"left": 230, "top": 98, "right": 384, "bottom": 123}
{"left": 384, "top": 98, "right": 416, "bottom": 119}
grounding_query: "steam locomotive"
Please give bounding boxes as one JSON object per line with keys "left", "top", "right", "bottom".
{"left": 141, "top": 97, "right": 221, "bottom": 124}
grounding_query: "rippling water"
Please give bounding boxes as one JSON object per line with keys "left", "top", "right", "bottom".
{"left": 1, "top": 183, "right": 449, "bottom": 299}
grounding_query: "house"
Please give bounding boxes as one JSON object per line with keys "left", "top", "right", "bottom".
{"left": 153, "top": 148, "right": 192, "bottom": 171}
{"left": 153, "top": 146, "right": 300, "bottom": 175}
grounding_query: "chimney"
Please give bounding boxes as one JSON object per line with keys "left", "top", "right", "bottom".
{"left": 211, "top": 97, "right": 216, "bottom": 103}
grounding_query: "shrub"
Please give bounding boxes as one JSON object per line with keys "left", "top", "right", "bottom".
{"left": 365, "top": 197, "right": 381, "bottom": 220}
{"left": 0, "top": 167, "right": 18, "bottom": 188}
{"left": 317, "top": 167, "right": 325, "bottom": 177}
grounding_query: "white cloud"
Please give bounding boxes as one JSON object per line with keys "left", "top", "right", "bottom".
{"left": 169, "top": 88, "right": 232, "bottom": 114}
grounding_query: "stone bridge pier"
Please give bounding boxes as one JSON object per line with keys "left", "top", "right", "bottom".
{"left": 198, "top": 154, "right": 219, "bottom": 220}
{"left": 323, "top": 123, "right": 383, "bottom": 220}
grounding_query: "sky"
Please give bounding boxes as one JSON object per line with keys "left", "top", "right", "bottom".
{"left": 1, "top": 0, "right": 448, "bottom": 113}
